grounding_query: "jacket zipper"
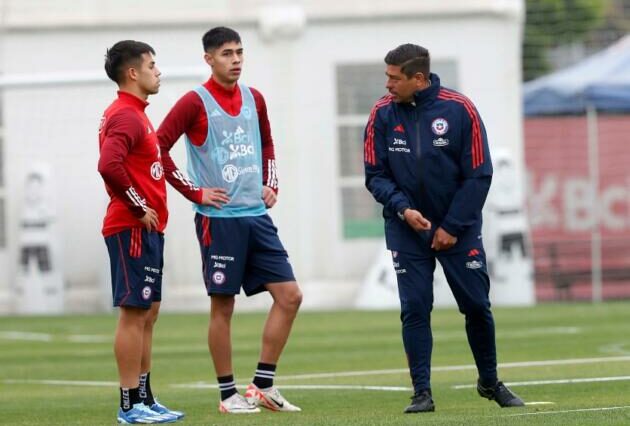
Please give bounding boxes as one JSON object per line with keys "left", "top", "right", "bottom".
{"left": 415, "top": 105, "right": 432, "bottom": 242}
{"left": 415, "top": 106, "right": 424, "bottom": 198}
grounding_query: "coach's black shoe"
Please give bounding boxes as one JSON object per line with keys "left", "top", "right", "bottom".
{"left": 477, "top": 380, "right": 525, "bottom": 407}
{"left": 404, "top": 390, "right": 435, "bottom": 413}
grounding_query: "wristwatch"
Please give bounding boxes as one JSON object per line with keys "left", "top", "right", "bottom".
{"left": 397, "top": 208, "right": 408, "bottom": 221}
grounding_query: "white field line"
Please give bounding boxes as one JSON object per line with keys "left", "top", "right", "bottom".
{"left": 454, "top": 375, "right": 630, "bottom": 389}
{"left": 66, "top": 335, "right": 110, "bottom": 343}
{"left": 2, "top": 379, "right": 117, "bottom": 387}
{"left": 0, "top": 331, "right": 109, "bottom": 343}
{"left": 171, "top": 383, "right": 412, "bottom": 391}
{"left": 501, "top": 405, "right": 630, "bottom": 417}
{"left": 6, "top": 355, "right": 630, "bottom": 390}
{"left": 431, "top": 327, "right": 580, "bottom": 342}
{"left": 3, "top": 379, "right": 412, "bottom": 392}
{"left": 496, "top": 327, "right": 580, "bottom": 337}
{"left": 525, "top": 402, "right": 555, "bottom": 405}
{"left": 0, "top": 331, "right": 53, "bottom": 341}
{"left": 0, "top": 326, "right": 578, "bottom": 344}
{"left": 279, "top": 355, "right": 630, "bottom": 380}
{"left": 599, "top": 343, "right": 630, "bottom": 356}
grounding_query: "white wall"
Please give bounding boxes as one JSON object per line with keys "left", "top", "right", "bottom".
{"left": 0, "top": 5, "right": 525, "bottom": 312}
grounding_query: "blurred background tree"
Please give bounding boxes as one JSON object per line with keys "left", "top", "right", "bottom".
{"left": 523, "top": 0, "right": 611, "bottom": 81}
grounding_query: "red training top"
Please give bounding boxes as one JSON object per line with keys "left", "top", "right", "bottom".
{"left": 98, "top": 91, "right": 168, "bottom": 236}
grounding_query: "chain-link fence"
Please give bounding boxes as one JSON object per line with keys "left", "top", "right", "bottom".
{"left": 524, "top": 1, "right": 630, "bottom": 301}
{"left": 524, "top": 0, "right": 630, "bottom": 81}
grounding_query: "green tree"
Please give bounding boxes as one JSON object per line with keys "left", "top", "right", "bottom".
{"left": 524, "top": 0, "right": 607, "bottom": 81}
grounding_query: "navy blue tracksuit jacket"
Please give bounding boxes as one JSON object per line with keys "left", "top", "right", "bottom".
{"left": 364, "top": 73, "right": 493, "bottom": 254}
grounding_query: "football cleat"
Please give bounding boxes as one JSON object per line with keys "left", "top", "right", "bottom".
{"left": 117, "top": 403, "right": 177, "bottom": 424}
{"left": 219, "top": 393, "right": 261, "bottom": 414}
{"left": 149, "top": 398, "right": 185, "bottom": 420}
{"left": 404, "top": 390, "right": 435, "bottom": 413}
{"left": 477, "top": 380, "right": 525, "bottom": 407}
{"left": 245, "top": 383, "right": 301, "bottom": 412}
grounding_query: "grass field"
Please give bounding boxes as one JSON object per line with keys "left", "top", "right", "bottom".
{"left": 2, "top": 303, "right": 630, "bottom": 425}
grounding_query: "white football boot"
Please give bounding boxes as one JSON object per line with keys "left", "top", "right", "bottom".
{"left": 218, "top": 393, "right": 261, "bottom": 414}
{"left": 244, "top": 383, "right": 301, "bottom": 412}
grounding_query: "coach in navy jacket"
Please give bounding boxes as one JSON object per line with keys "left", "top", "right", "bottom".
{"left": 364, "top": 44, "right": 524, "bottom": 413}
{"left": 364, "top": 69, "right": 491, "bottom": 255}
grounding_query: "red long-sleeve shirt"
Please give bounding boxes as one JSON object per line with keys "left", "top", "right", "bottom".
{"left": 98, "top": 91, "right": 168, "bottom": 236}
{"left": 157, "top": 77, "right": 278, "bottom": 203}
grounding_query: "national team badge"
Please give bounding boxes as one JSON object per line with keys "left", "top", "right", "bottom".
{"left": 150, "top": 162, "right": 163, "bottom": 180}
{"left": 431, "top": 118, "right": 449, "bottom": 136}
{"left": 242, "top": 106, "right": 252, "bottom": 120}
{"left": 212, "top": 271, "right": 226, "bottom": 285}
{"left": 142, "top": 286, "right": 152, "bottom": 300}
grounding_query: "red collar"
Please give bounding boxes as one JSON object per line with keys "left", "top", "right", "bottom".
{"left": 206, "top": 77, "right": 239, "bottom": 97}
{"left": 117, "top": 90, "right": 149, "bottom": 111}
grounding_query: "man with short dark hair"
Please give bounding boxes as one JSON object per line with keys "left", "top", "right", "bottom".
{"left": 364, "top": 43, "right": 525, "bottom": 413}
{"left": 98, "top": 40, "right": 186, "bottom": 424}
{"left": 158, "top": 27, "right": 302, "bottom": 414}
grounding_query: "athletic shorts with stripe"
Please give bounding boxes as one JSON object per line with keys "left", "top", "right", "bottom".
{"left": 104, "top": 228, "right": 163, "bottom": 309}
{"left": 194, "top": 213, "right": 295, "bottom": 296}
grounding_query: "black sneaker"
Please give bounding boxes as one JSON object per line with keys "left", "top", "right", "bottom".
{"left": 477, "top": 380, "right": 525, "bottom": 407}
{"left": 404, "top": 390, "right": 435, "bottom": 413}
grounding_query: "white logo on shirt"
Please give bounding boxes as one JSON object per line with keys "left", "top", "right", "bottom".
{"left": 229, "top": 144, "right": 255, "bottom": 159}
{"left": 221, "top": 164, "right": 260, "bottom": 183}
{"left": 150, "top": 162, "right": 164, "bottom": 180}
{"left": 220, "top": 127, "right": 250, "bottom": 146}
{"left": 212, "top": 147, "right": 230, "bottom": 165}
{"left": 242, "top": 106, "right": 252, "bottom": 119}
{"left": 222, "top": 164, "right": 239, "bottom": 183}
{"left": 466, "top": 260, "right": 483, "bottom": 270}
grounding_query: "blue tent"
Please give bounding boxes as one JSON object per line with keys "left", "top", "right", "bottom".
{"left": 523, "top": 35, "right": 630, "bottom": 116}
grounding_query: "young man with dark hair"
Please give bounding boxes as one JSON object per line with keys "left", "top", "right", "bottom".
{"left": 157, "top": 27, "right": 302, "bottom": 414}
{"left": 364, "top": 43, "right": 525, "bottom": 413}
{"left": 99, "top": 40, "right": 186, "bottom": 424}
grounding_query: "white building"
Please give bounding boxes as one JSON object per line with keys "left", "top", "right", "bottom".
{"left": 0, "top": 0, "right": 528, "bottom": 313}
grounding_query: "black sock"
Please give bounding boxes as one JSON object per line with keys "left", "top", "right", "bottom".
{"left": 120, "top": 387, "right": 142, "bottom": 411}
{"left": 252, "top": 362, "right": 276, "bottom": 389}
{"left": 479, "top": 377, "right": 498, "bottom": 389}
{"left": 218, "top": 374, "right": 237, "bottom": 401}
{"left": 139, "top": 372, "right": 155, "bottom": 406}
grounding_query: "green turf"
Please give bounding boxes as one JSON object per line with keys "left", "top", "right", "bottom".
{"left": 2, "top": 303, "right": 630, "bottom": 425}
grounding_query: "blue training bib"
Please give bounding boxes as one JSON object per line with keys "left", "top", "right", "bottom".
{"left": 186, "top": 84, "right": 266, "bottom": 217}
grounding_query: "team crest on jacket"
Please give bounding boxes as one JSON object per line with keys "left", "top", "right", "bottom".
{"left": 150, "top": 162, "right": 164, "bottom": 180}
{"left": 431, "top": 118, "right": 449, "bottom": 135}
